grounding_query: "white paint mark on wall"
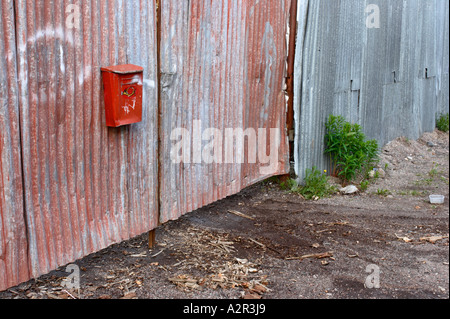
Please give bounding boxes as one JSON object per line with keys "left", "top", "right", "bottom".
{"left": 144, "top": 79, "right": 156, "bottom": 88}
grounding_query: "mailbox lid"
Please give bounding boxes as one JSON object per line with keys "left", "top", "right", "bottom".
{"left": 101, "top": 64, "right": 144, "bottom": 75}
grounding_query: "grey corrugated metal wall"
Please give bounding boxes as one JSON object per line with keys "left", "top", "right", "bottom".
{"left": 294, "top": 0, "right": 449, "bottom": 182}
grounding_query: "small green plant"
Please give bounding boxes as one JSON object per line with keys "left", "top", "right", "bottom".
{"left": 415, "top": 177, "right": 434, "bottom": 186}
{"left": 360, "top": 180, "right": 370, "bottom": 192}
{"left": 280, "top": 178, "right": 299, "bottom": 192}
{"left": 411, "top": 163, "right": 447, "bottom": 188}
{"left": 374, "top": 170, "right": 380, "bottom": 179}
{"left": 376, "top": 189, "right": 391, "bottom": 197}
{"left": 396, "top": 190, "right": 429, "bottom": 196}
{"left": 410, "top": 190, "right": 428, "bottom": 196}
{"left": 325, "top": 115, "right": 379, "bottom": 184}
{"left": 282, "top": 168, "right": 337, "bottom": 200}
{"left": 436, "top": 113, "right": 449, "bottom": 132}
{"left": 428, "top": 164, "right": 439, "bottom": 178}
{"left": 299, "top": 167, "right": 337, "bottom": 200}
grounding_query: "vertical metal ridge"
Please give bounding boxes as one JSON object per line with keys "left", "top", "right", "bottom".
{"left": 37, "top": 0, "right": 56, "bottom": 271}
{"left": 81, "top": 0, "right": 96, "bottom": 253}
{"left": 74, "top": 0, "right": 88, "bottom": 256}
{"left": 156, "top": 0, "right": 162, "bottom": 225}
{"left": 90, "top": 0, "right": 105, "bottom": 251}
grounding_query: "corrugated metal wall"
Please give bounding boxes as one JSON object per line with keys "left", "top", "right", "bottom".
{"left": 159, "top": 0, "right": 290, "bottom": 223}
{"left": 294, "top": 0, "right": 450, "bottom": 182}
{"left": 0, "top": 0, "right": 30, "bottom": 291}
{"left": 0, "top": 0, "right": 291, "bottom": 291}
{"left": 1, "top": 0, "right": 160, "bottom": 290}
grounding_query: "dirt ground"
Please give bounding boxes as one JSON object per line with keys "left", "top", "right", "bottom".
{"left": 1, "top": 130, "right": 448, "bottom": 300}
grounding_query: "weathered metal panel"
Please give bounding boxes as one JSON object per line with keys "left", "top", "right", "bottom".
{"left": 159, "top": 0, "right": 291, "bottom": 223}
{"left": 294, "top": 0, "right": 450, "bottom": 182}
{"left": 0, "top": 0, "right": 30, "bottom": 292}
{"left": 0, "top": 0, "right": 291, "bottom": 291}
{"left": 14, "top": 0, "right": 159, "bottom": 280}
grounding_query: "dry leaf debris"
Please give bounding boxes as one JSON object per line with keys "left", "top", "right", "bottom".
{"left": 165, "top": 227, "right": 269, "bottom": 296}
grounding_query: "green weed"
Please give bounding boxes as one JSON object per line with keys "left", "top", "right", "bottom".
{"left": 280, "top": 178, "right": 299, "bottom": 192}
{"left": 325, "top": 115, "right": 379, "bottom": 184}
{"left": 396, "top": 190, "right": 429, "bottom": 196}
{"left": 436, "top": 113, "right": 449, "bottom": 132}
{"left": 283, "top": 167, "right": 337, "bottom": 200}
{"left": 299, "top": 167, "right": 338, "bottom": 200}
{"left": 376, "top": 189, "right": 391, "bottom": 197}
{"left": 360, "top": 180, "right": 370, "bottom": 192}
{"left": 428, "top": 164, "right": 440, "bottom": 178}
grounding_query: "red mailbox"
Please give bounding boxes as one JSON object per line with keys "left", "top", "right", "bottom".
{"left": 101, "top": 64, "right": 144, "bottom": 127}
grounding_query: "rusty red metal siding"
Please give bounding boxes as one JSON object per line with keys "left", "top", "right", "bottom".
{"left": 0, "top": 0, "right": 30, "bottom": 292}
{"left": 0, "top": 0, "right": 291, "bottom": 291}
{"left": 13, "top": 0, "right": 159, "bottom": 281}
{"left": 159, "top": 0, "right": 291, "bottom": 223}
